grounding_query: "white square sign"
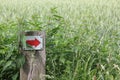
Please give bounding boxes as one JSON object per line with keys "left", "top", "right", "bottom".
{"left": 23, "top": 36, "right": 43, "bottom": 50}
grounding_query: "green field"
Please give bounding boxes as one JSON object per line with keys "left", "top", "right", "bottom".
{"left": 0, "top": 0, "right": 120, "bottom": 80}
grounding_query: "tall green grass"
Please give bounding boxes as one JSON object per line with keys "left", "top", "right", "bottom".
{"left": 0, "top": 0, "right": 120, "bottom": 80}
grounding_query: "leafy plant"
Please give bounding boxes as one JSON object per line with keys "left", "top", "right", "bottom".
{"left": 0, "top": 0, "right": 120, "bottom": 80}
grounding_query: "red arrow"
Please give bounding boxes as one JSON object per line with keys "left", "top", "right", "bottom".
{"left": 26, "top": 38, "right": 40, "bottom": 47}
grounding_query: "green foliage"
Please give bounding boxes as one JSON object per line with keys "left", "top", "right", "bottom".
{"left": 0, "top": 0, "right": 120, "bottom": 80}
{"left": 0, "top": 23, "right": 25, "bottom": 80}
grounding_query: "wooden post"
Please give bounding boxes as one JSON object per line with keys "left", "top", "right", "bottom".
{"left": 19, "top": 31, "right": 46, "bottom": 80}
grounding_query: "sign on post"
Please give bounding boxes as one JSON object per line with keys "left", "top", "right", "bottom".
{"left": 24, "top": 36, "right": 43, "bottom": 50}
{"left": 20, "top": 31, "right": 46, "bottom": 80}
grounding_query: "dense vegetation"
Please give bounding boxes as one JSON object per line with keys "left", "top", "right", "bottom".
{"left": 0, "top": 0, "right": 120, "bottom": 80}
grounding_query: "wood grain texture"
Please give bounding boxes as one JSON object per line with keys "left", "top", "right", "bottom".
{"left": 20, "top": 31, "right": 46, "bottom": 80}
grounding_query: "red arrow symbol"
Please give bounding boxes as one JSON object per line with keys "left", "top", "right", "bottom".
{"left": 26, "top": 38, "right": 40, "bottom": 47}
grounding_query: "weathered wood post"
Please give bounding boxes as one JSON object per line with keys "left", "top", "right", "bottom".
{"left": 19, "top": 31, "right": 46, "bottom": 80}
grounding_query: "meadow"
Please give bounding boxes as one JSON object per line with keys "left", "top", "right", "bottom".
{"left": 0, "top": 0, "right": 120, "bottom": 80}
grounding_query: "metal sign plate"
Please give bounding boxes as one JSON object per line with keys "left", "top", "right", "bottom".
{"left": 23, "top": 36, "right": 43, "bottom": 50}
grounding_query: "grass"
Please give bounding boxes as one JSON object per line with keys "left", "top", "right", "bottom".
{"left": 0, "top": 0, "right": 120, "bottom": 80}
